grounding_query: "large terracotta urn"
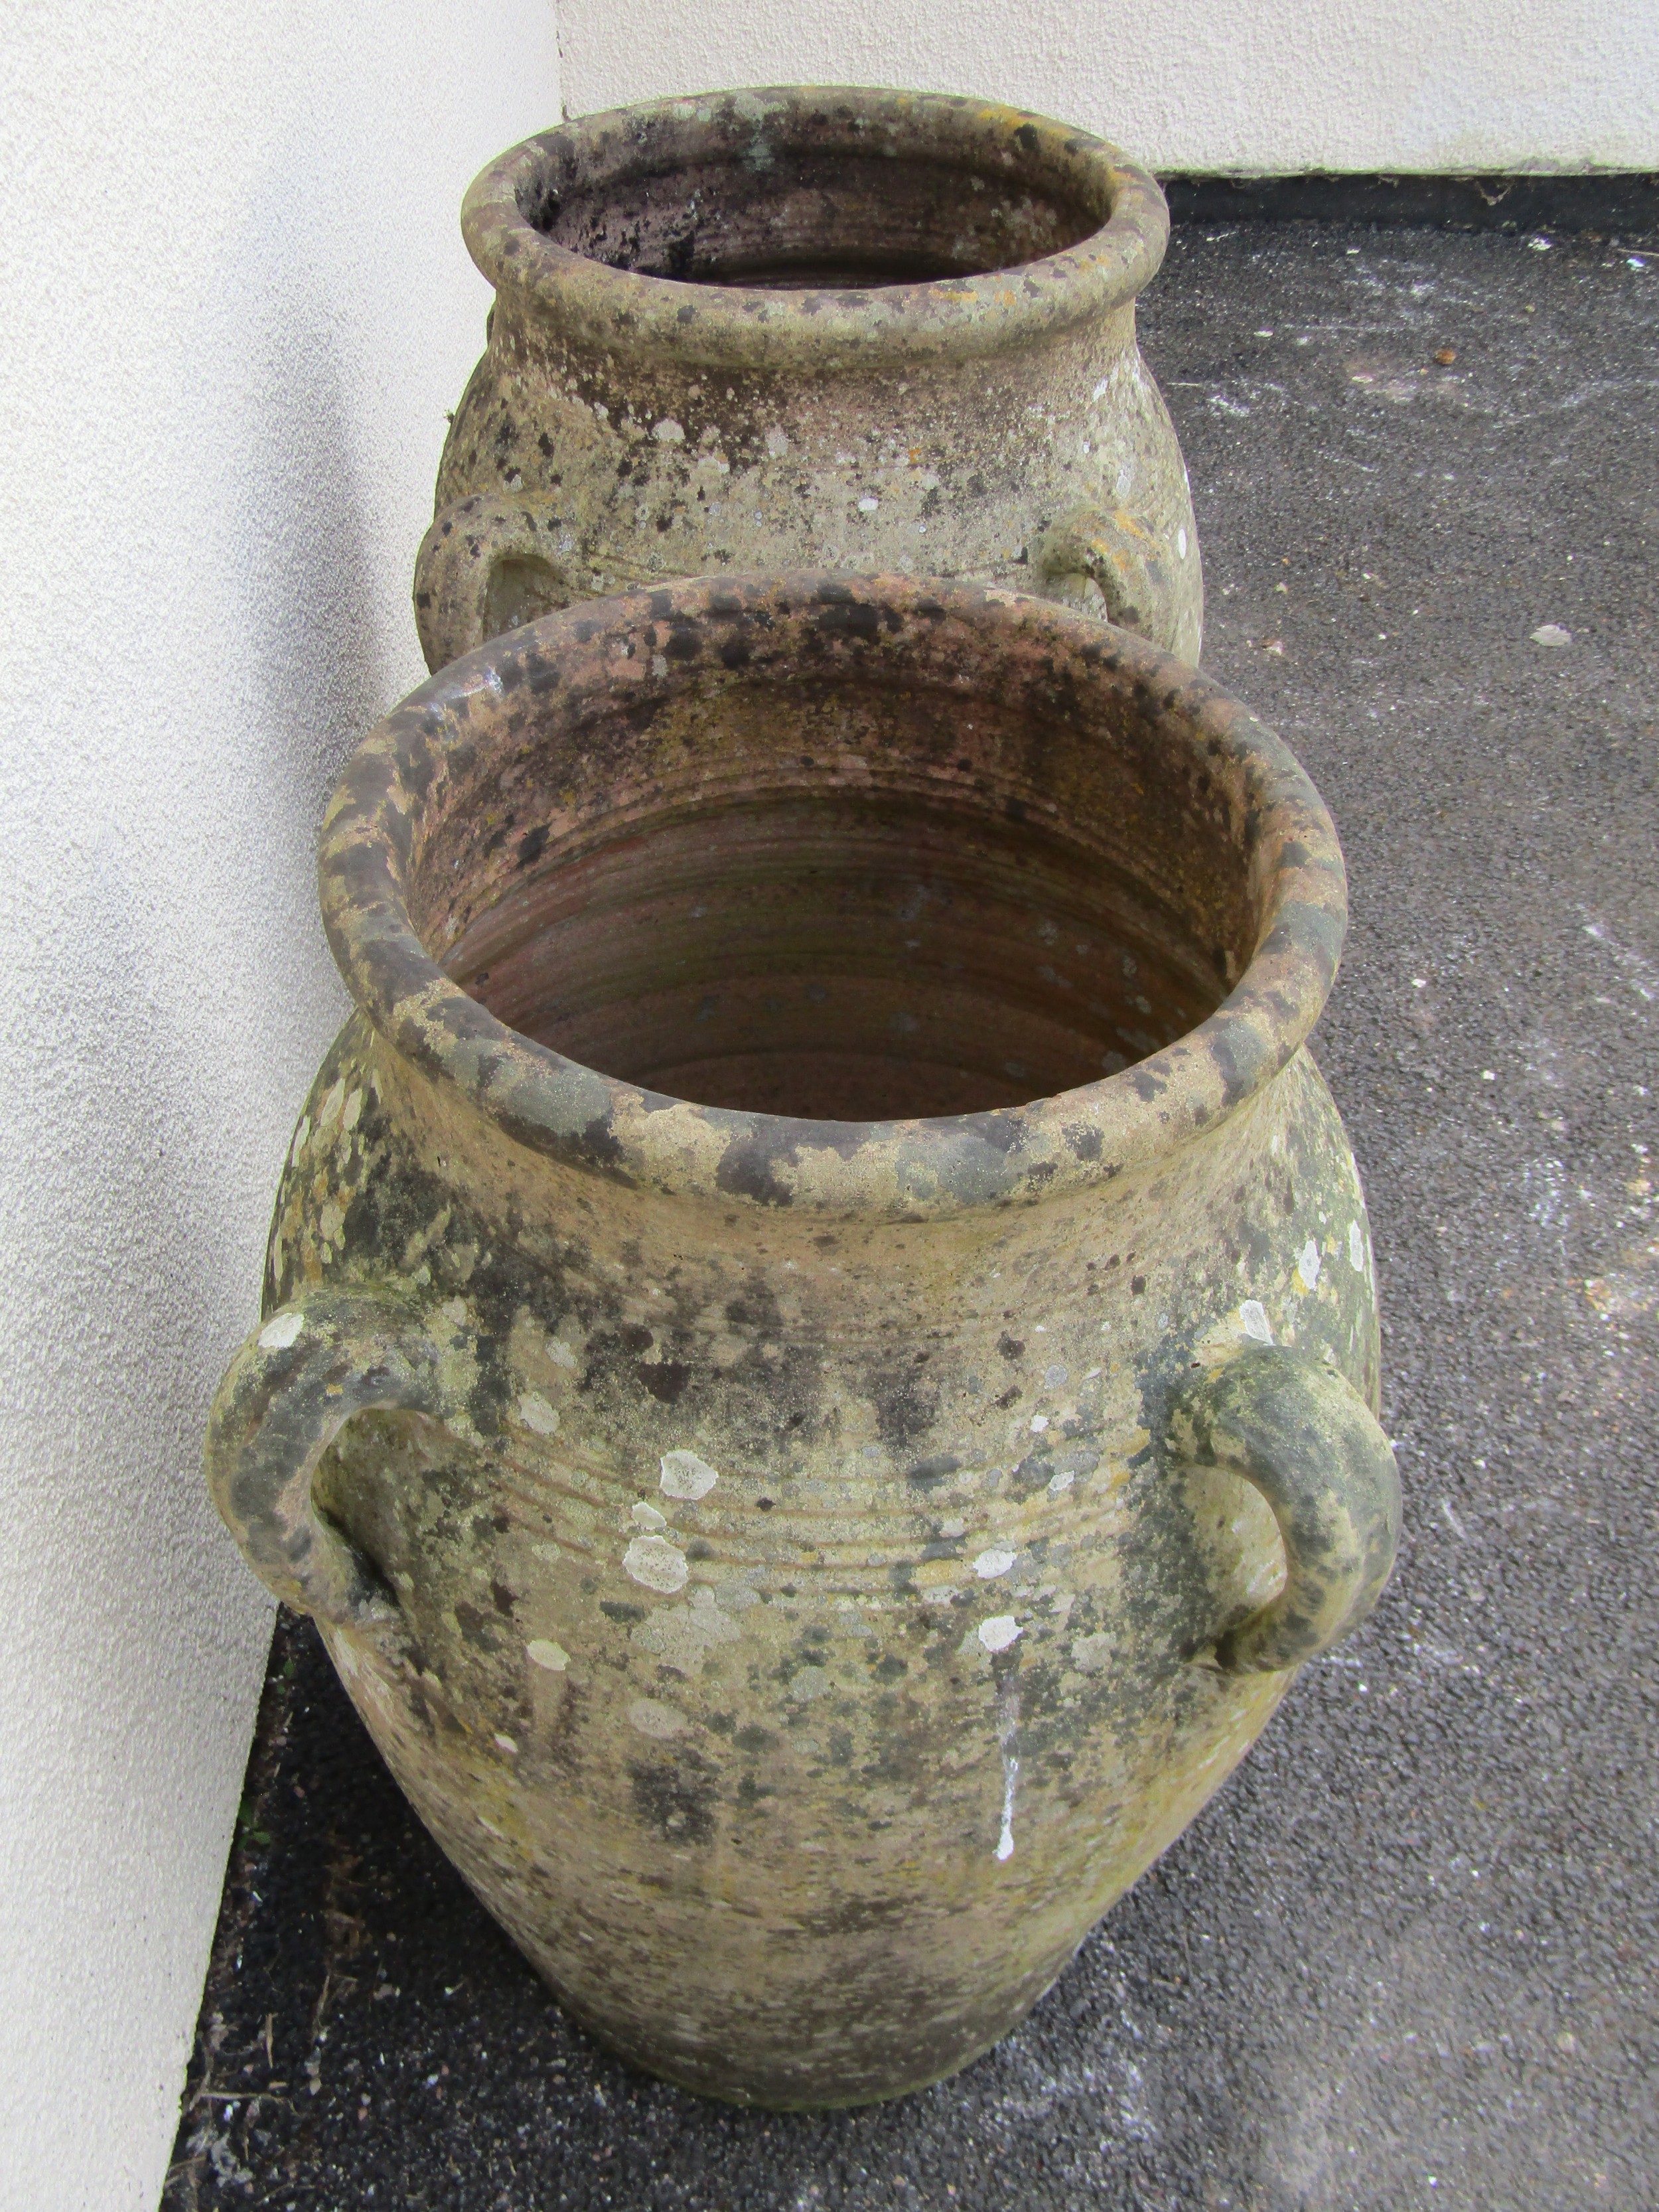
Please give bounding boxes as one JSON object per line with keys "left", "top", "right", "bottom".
{"left": 413, "top": 89, "right": 1203, "bottom": 671}
{"left": 207, "top": 576, "right": 1396, "bottom": 2108}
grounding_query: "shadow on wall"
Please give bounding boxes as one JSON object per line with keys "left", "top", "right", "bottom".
{"left": 11, "top": 137, "right": 397, "bottom": 1942}
{"left": 230, "top": 226, "right": 394, "bottom": 830}
{"left": 166, "top": 119, "right": 415, "bottom": 1279}
{"left": 121, "top": 159, "right": 393, "bottom": 1457}
{"left": 0, "top": 111, "right": 418, "bottom": 2210}
{"left": 108, "top": 235, "right": 386, "bottom": 1489}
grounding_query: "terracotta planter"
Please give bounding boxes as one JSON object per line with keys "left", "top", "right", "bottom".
{"left": 207, "top": 576, "right": 1396, "bottom": 2108}
{"left": 413, "top": 89, "right": 1202, "bottom": 672}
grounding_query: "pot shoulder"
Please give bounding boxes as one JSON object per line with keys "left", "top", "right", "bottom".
{"left": 421, "top": 334, "right": 1202, "bottom": 662}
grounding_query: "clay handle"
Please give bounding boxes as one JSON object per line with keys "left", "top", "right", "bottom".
{"left": 413, "top": 491, "right": 577, "bottom": 672}
{"left": 1169, "top": 1347, "right": 1401, "bottom": 1674}
{"left": 1033, "top": 504, "right": 1181, "bottom": 648}
{"left": 205, "top": 1288, "right": 473, "bottom": 1645}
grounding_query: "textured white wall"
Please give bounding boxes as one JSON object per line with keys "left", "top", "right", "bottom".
{"left": 0, "top": 7, "right": 555, "bottom": 2207}
{"left": 557, "top": 0, "right": 1659, "bottom": 172}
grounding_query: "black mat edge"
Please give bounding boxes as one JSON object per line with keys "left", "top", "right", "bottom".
{"left": 1163, "top": 171, "right": 1659, "bottom": 236}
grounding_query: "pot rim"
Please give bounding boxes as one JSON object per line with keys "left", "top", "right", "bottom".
{"left": 460, "top": 86, "right": 1169, "bottom": 371}
{"left": 319, "top": 574, "right": 1347, "bottom": 1220}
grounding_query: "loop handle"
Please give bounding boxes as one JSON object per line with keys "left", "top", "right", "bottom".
{"left": 205, "top": 1288, "right": 476, "bottom": 1648}
{"left": 1033, "top": 502, "right": 1197, "bottom": 659}
{"left": 413, "top": 491, "right": 577, "bottom": 670}
{"left": 1170, "top": 1347, "right": 1401, "bottom": 1674}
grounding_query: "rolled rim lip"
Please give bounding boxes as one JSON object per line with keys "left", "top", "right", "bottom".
{"left": 460, "top": 86, "right": 1169, "bottom": 369}
{"left": 319, "top": 573, "right": 1348, "bottom": 1221}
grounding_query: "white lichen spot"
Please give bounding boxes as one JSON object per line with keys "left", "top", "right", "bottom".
{"left": 1178, "top": 526, "right": 1189, "bottom": 560}
{"left": 979, "top": 1615, "right": 1021, "bottom": 1654}
{"left": 660, "top": 1448, "right": 719, "bottom": 1501}
{"left": 764, "top": 425, "right": 791, "bottom": 458}
{"left": 342, "top": 1088, "right": 363, "bottom": 1132}
{"left": 1029, "top": 1414, "right": 1050, "bottom": 1434}
{"left": 526, "top": 1639, "right": 569, "bottom": 1672}
{"left": 631, "top": 1500, "right": 668, "bottom": 1530}
{"left": 651, "top": 652, "right": 668, "bottom": 678}
{"left": 653, "top": 417, "right": 685, "bottom": 443}
{"left": 857, "top": 494, "right": 879, "bottom": 513}
{"left": 789, "top": 1664, "right": 831, "bottom": 1701}
{"left": 259, "top": 1310, "right": 305, "bottom": 1351}
{"left": 517, "top": 1392, "right": 561, "bottom": 1437}
{"left": 1046, "top": 1469, "right": 1076, "bottom": 1497}
{"left": 1240, "top": 1299, "right": 1273, "bottom": 1344}
{"left": 628, "top": 1696, "right": 685, "bottom": 1739}
{"left": 1297, "top": 1238, "right": 1323, "bottom": 1291}
{"left": 1071, "top": 1631, "right": 1114, "bottom": 1673}
{"left": 492, "top": 1732, "right": 518, "bottom": 1755}
{"left": 975, "top": 1548, "right": 1017, "bottom": 1580}
{"left": 634, "top": 1592, "right": 745, "bottom": 1677}
{"left": 317, "top": 1078, "right": 345, "bottom": 1129}
{"left": 1043, "top": 1363, "right": 1068, "bottom": 1389}
{"left": 545, "top": 1336, "right": 578, "bottom": 1370}
{"left": 624, "top": 1534, "right": 688, "bottom": 1593}
{"left": 1348, "top": 1220, "right": 1366, "bottom": 1271}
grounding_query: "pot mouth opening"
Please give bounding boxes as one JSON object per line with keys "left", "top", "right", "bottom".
{"left": 322, "top": 576, "right": 1345, "bottom": 1217}
{"left": 445, "top": 784, "right": 1221, "bottom": 1121}
{"left": 463, "top": 91, "right": 1167, "bottom": 364}
{"left": 516, "top": 107, "right": 1102, "bottom": 293}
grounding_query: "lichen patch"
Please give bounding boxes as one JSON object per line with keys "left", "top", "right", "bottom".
{"left": 660, "top": 1448, "right": 720, "bottom": 1501}
{"left": 624, "top": 1534, "right": 689, "bottom": 1593}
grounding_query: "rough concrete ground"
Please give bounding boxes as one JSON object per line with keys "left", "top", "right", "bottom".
{"left": 165, "top": 217, "right": 1658, "bottom": 2212}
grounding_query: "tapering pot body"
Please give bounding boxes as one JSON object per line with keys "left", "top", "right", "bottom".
{"left": 209, "top": 577, "right": 1395, "bottom": 2108}
{"left": 414, "top": 90, "right": 1202, "bottom": 672}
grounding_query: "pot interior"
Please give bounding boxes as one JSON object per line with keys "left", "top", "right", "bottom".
{"left": 521, "top": 123, "right": 1103, "bottom": 291}
{"left": 423, "top": 652, "right": 1252, "bottom": 1124}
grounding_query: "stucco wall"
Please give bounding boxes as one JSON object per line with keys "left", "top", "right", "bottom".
{"left": 0, "top": 7, "right": 555, "bottom": 2206}
{"left": 557, "top": 0, "right": 1659, "bottom": 173}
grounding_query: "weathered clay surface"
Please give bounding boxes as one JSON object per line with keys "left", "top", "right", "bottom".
{"left": 414, "top": 90, "right": 1202, "bottom": 671}
{"left": 206, "top": 576, "right": 1395, "bottom": 2107}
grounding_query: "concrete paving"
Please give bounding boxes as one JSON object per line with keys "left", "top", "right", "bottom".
{"left": 165, "top": 215, "right": 1658, "bottom": 2212}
